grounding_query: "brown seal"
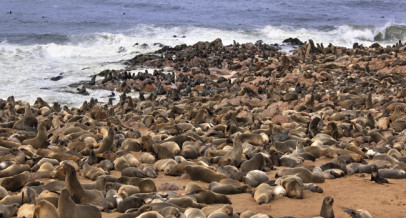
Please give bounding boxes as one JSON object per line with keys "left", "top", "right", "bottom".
{"left": 17, "top": 203, "right": 35, "bottom": 218}
{"left": 1, "top": 171, "right": 30, "bottom": 191}
{"left": 166, "top": 197, "right": 206, "bottom": 209}
{"left": 184, "top": 165, "right": 228, "bottom": 183}
{"left": 94, "top": 127, "right": 114, "bottom": 154}
{"left": 320, "top": 196, "right": 335, "bottom": 218}
{"left": 58, "top": 189, "right": 102, "bottom": 218}
{"left": 22, "top": 121, "right": 48, "bottom": 149}
{"left": 276, "top": 167, "right": 325, "bottom": 183}
{"left": 253, "top": 183, "right": 274, "bottom": 205}
{"left": 34, "top": 199, "right": 59, "bottom": 218}
{"left": 218, "top": 133, "right": 243, "bottom": 166}
{"left": 189, "top": 190, "right": 231, "bottom": 204}
{"left": 0, "top": 203, "right": 19, "bottom": 218}
{"left": 63, "top": 163, "right": 104, "bottom": 204}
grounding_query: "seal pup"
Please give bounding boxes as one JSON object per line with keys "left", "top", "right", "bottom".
{"left": 58, "top": 189, "right": 102, "bottom": 218}
{"left": 254, "top": 183, "right": 275, "bottom": 205}
{"left": 370, "top": 164, "right": 389, "bottom": 184}
{"left": 34, "top": 199, "right": 59, "bottom": 218}
{"left": 320, "top": 196, "right": 335, "bottom": 218}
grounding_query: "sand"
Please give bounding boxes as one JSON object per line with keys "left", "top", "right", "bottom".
{"left": 94, "top": 156, "right": 406, "bottom": 218}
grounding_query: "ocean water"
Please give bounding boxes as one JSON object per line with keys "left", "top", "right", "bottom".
{"left": 1, "top": 0, "right": 406, "bottom": 106}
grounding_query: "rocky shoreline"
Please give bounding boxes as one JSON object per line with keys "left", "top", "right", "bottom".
{"left": 0, "top": 39, "right": 405, "bottom": 217}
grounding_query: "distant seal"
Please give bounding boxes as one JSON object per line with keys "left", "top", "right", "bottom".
{"left": 58, "top": 189, "right": 102, "bottom": 218}
{"left": 34, "top": 199, "right": 59, "bottom": 218}
{"left": 184, "top": 165, "right": 228, "bottom": 183}
{"left": 320, "top": 196, "right": 335, "bottom": 218}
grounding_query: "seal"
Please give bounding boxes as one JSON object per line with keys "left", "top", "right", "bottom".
{"left": 82, "top": 163, "right": 106, "bottom": 180}
{"left": 189, "top": 190, "right": 231, "bottom": 204}
{"left": 94, "top": 126, "right": 114, "bottom": 154}
{"left": 63, "top": 163, "right": 104, "bottom": 204}
{"left": 254, "top": 183, "right": 274, "bottom": 205}
{"left": 166, "top": 197, "right": 205, "bottom": 209}
{"left": 201, "top": 204, "right": 234, "bottom": 216}
{"left": 343, "top": 208, "right": 372, "bottom": 218}
{"left": 276, "top": 176, "right": 303, "bottom": 199}
{"left": 1, "top": 171, "right": 30, "bottom": 191}
{"left": 184, "top": 182, "right": 204, "bottom": 193}
{"left": 320, "top": 196, "right": 335, "bottom": 218}
{"left": 209, "top": 182, "right": 250, "bottom": 195}
{"left": 0, "top": 203, "right": 19, "bottom": 218}
{"left": 240, "top": 153, "right": 264, "bottom": 172}
{"left": 243, "top": 170, "right": 269, "bottom": 187}
{"left": 185, "top": 208, "right": 206, "bottom": 218}
{"left": 370, "top": 164, "right": 389, "bottom": 184}
{"left": 118, "top": 185, "right": 140, "bottom": 198}
{"left": 22, "top": 121, "right": 48, "bottom": 149}
{"left": 17, "top": 203, "right": 35, "bottom": 218}
{"left": 58, "top": 189, "right": 102, "bottom": 218}
{"left": 34, "top": 199, "right": 59, "bottom": 218}
{"left": 218, "top": 133, "right": 243, "bottom": 166}
{"left": 184, "top": 165, "right": 228, "bottom": 183}
{"left": 276, "top": 167, "right": 325, "bottom": 183}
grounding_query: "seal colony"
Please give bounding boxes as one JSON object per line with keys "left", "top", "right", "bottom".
{"left": 0, "top": 38, "right": 406, "bottom": 217}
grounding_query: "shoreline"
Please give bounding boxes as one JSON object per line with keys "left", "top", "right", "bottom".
{"left": 0, "top": 38, "right": 405, "bottom": 217}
